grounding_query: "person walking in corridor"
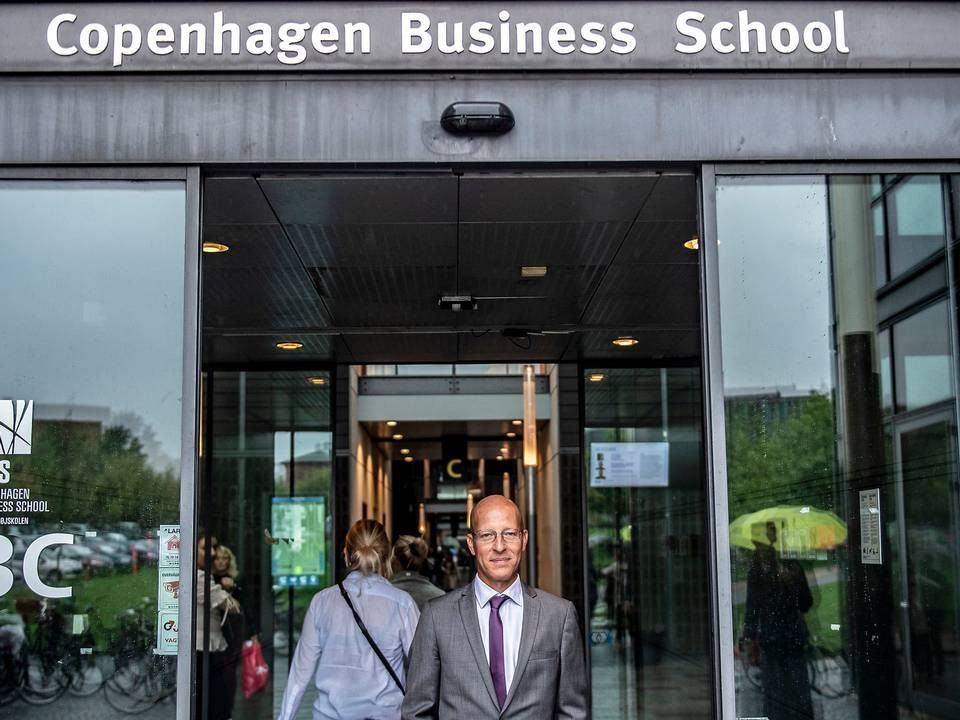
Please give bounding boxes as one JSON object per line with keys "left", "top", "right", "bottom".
{"left": 279, "top": 519, "right": 420, "bottom": 720}
{"left": 402, "top": 495, "right": 587, "bottom": 719}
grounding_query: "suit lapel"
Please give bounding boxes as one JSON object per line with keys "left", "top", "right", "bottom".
{"left": 499, "top": 584, "right": 541, "bottom": 717}
{"left": 459, "top": 586, "right": 500, "bottom": 710}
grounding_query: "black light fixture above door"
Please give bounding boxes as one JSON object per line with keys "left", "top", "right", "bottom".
{"left": 441, "top": 101, "right": 515, "bottom": 135}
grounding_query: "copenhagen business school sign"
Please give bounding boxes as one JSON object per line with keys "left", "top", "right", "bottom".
{"left": 0, "top": 400, "right": 74, "bottom": 601}
{"left": 0, "top": 3, "right": 957, "bottom": 71}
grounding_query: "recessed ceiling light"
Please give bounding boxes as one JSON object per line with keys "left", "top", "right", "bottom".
{"left": 392, "top": 433, "right": 404, "bottom": 440}
{"left": 500, "top": 447, "right": 509, "bottom": 454}
{"left": 404, "top": 456, "right": 414, "bottom": 463}
{"left": 386, "top": 420, "right": 398, "bottom": 427}
{"left": 400, "top": 448, "right": 410, "bottom": 455}
{"left": 588, "top": 372, "right": 607, "bottom": 383}
{"left": 684, "top": 237, "right": 700, "bottom": 250}
{"left": 521, "top": 265, "right": 548, "bottom": 279}
{"left": 506, "top": 431, "right": 516, "bottom": 438}
{"left": 276, "top": 341, "right": 303, "bottom": 351}
{"left": 496, "top": 454, "right": 504, "bottom": 461}
{"left": 202, "top": 242, "right": 230, "bottom": 254}
{"left": 306, "top": 376, "right": 327, "bottom": 385}
{"left": 511, "top": 419, "right": 522, "bottom": 426}
{"left": 612, "top": 336, "right": 638, "bottom": 348}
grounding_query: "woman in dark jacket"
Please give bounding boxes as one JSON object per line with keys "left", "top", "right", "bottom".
{"left": 389, "top": 535, "right": 445, "bottom": 610}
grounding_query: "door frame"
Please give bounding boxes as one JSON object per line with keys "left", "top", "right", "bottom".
{"left": 892, "top": 403, "right": 960, "bottom": 718}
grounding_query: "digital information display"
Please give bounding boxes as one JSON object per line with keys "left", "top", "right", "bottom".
{"left": 271, "top": 496, "right": 326, "bottom": 588}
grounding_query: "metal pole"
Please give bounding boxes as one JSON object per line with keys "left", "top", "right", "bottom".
{"left": 526, "top": 464, "right": 537, "bottom": 587}
{"left": 522, "top": 364, "right": 538, "bottom": 587}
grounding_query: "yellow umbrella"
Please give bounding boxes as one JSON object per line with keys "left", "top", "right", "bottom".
{"left": 729, "top": 505, "right": 847, "bottom": 553}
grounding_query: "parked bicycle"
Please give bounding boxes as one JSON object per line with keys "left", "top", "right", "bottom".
{"left": 103, "top": 598, "right": 177, "bottom": 714}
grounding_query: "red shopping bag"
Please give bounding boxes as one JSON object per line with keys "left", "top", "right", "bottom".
{"left": 241, "top": 637, "right": 270, "bottom": 699}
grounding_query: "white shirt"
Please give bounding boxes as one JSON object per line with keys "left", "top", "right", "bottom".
{"left": 278, "top": 572, "right": 420, "bottom": 720}
{"left": 195, "top": 570, "right": 231, "bottom": 652}
{"left": 474, "top": 575, "right": 525, "bottom": 693}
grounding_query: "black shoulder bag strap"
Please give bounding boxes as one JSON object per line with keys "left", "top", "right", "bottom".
{"left": 338, "top": 581, "right": 405, "bottom": 694}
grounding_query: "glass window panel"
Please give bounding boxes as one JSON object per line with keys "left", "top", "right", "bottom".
{"left": 0, "top": 181, "right": 186, "bottom": 717}
{"left": 584, "top": 367, "right": 711, "bottom": 719}
{"left": 893, "top": 301, "right": 954, "bottom": 413}
{"left": 888, "top": 176, "right": 947, "bottom": 277}
{"left": 717, "top": 173, "right": 960, "bottom": 720}
{"left": 200, "top": 370, "right": 332, "bottom": 720}
{"left": 396, "top": 364, "right": 454, "bottom": 376}
{"left": 879, "top": 328, "right": 893, "bottom": 415}
{"left": 897, "top": 417, "right": 960, "bottom": 706}
{"left": 453, "top": 364, "right": 524, "bottom": 375}
{"left": 873, "top": 201, "right": 888, "bottom": 287}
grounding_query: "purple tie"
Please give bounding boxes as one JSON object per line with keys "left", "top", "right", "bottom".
{"left": 488, "top": 595, "right": 508, "bottom": 707}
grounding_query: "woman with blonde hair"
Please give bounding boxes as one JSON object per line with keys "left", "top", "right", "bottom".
{"left": 278, "top": 519, "right": 419, "bottom": 720}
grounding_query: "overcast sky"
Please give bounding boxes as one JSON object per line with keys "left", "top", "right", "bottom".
{"left": 0, "top": 182, "right": 186, "bottom": 471}
{"left": 716, "top": 177, "right": 833, "bottom": 394}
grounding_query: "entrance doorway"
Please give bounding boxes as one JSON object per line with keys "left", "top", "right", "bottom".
{"left": 196, "top": 170, "right": 710, "bottom": 720}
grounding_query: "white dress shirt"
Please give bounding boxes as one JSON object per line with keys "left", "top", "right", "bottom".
{"left": 474, "top": 575, "right": 525, "bottom": 693}
{"left": 278, "top": 571, "right": 420, "bottom": 720}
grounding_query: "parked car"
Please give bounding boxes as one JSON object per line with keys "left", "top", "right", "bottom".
{"left": 131, "top": 538, "right": 158, "bottom": 564}
{"left": 31, "top": 545, "right": 84, "bottom": 581}
{"left": 84, "top": 538, "right": 132, "bottom": 568}
{"left": 59, "top": 543, "right": 115, "bottom": 573}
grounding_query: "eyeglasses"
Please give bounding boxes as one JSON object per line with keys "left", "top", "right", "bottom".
{"left": 472, "top": 529, "right": 523, "bottom": 545}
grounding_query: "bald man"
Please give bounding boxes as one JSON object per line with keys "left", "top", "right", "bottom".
{"left": 402, "top": 495, "right": 587, "bottom": 719}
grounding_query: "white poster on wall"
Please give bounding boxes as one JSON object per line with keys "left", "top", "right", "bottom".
{"left": 155, "top": 524, "right": 180, "bottom": 655}
{"left": 590, "top": 442, "right": 669, "bottom": 488}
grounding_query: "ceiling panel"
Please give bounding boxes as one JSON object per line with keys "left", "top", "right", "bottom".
{"left": 579, "top": 329, "right": 700, "bottom": 360}
{"left": 340, "top": 333, "right": 459, "bottom": 364}
{"left": 259, "top": 176, "right": 458, "bottom": 224}
{"left": 204, "top": 177, "right": 282, "bottom": 225}
{"left": 456, "top": 331, "right": 572, "bottom": 363}
{"left": 204, "top": 266, "right": 328, "bottom": 329}
{"left": 288, "top": 222, "right": 457, "bottom": 268}
{"left": 318, "top": 265, "right": 457, "bottom": 327}
{"left": 582, "top": 264, "right": 701, "bottom": 326}
{"left": 201, "top": 172, "right": 702, "bottom": 365}
{"left": 460, "top": 174, "right": 658, "bottom": 223}
{"left": 203, "top": 333, "right": 335, "bottom": 364}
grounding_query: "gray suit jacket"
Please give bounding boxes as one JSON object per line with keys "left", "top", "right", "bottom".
{"left": 401, "top": 580, "right": 588, "bottom": 719}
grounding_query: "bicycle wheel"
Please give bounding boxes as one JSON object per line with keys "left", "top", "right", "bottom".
{"left": 18, "top": 658, "right": 68, "bottom": 705}
{"left": 103, "top": 659, "right": 161, "bottom": 714}
{"left": 68, "top": 658, "right": 106, "bottom": 697}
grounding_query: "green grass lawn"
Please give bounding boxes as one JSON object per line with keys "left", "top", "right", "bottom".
{"left": 6, "top": 567, "right": 161, "bottom": 650}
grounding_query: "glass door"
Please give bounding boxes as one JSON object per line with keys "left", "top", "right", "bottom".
{"left": 196, "top": 370, "right": 333, "bottom": 720}
{"left": 893, "top": 409, "right": 960, "bottom": 717}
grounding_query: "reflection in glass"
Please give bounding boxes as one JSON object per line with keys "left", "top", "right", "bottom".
{"left": 888, "top": 176, "right": 946, "bottom": 277}
{"left": 199, "top": 370, "right": 332, "bottom": 720}
{"left": 0, "top": 182, "right": 186, "bottom": 717}
{"left": 893, "top": 301, "right": 954, "bottom": 413}
{"left": 717, "top": 174, "right": 960, "bottom": 720}
{"left": 584, "top": 367, "right": 711, "bottom": 719}
{"left": 897, "top": 417, "right": 960, "bottom": 708}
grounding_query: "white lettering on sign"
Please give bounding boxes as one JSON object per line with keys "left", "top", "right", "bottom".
{"left": 675, "top": 9, "right": 849, "bottom": 55}
{"left": 43, "top": 9, "right": 855, "bottom": 68}
{"left": 0, "top": 461, "right": 9, "bottom": 485}
{"left": 400, "top": 11, "right": 638, "bottom": 56}
{"left": 0, "top": 532, "right": 75, "bottom": 599}
{"left": 48, "top": 11, "right": 373, "bottom": 67}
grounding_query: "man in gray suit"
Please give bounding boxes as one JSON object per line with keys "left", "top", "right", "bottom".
{"left": 402, "top": 495, "right": 588, "bottom": 719}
